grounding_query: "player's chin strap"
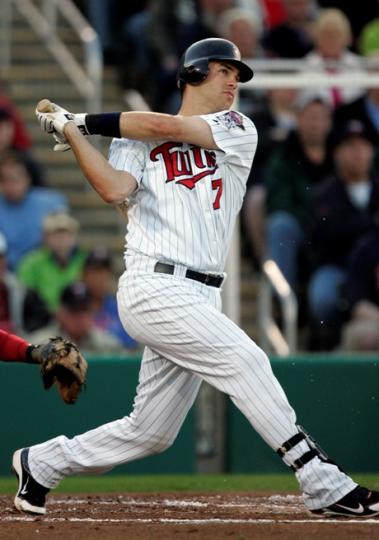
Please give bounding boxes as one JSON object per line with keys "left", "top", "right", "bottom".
{"left": 277, "top": 425, "right": 342, "bottom": 472}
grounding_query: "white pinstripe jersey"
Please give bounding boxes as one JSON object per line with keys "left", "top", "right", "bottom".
{"left": 108, "top": 110, "right": 257, "bottom": 273}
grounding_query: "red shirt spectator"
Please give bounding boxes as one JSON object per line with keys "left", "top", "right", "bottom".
{"left": 0, "top": 91, "right": 31, "bottom": 150}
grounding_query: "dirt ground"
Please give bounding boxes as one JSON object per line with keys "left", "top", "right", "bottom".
{"left": 1, "top": 492, "right": 379, "bottom": 540}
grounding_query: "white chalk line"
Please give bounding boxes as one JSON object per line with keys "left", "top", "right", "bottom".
{"left": 3, "top": 516, "right": 379, "bottom": 525}
{"left": 51, "top": 497, "right": 301, "bottom": 512}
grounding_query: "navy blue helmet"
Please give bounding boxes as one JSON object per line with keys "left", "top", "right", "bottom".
{"left": 177, "top": 38, "right": 254, "bottom": 89}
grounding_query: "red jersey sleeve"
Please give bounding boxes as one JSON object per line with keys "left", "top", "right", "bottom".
{"left": 0, "top": 329, "right": 29, "bottom": 362}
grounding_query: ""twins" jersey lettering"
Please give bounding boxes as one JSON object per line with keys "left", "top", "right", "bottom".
{"left": 108, "top": 110, "right": 258, "bottom": 273}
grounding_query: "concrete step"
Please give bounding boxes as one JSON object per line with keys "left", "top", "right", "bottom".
{"left": 79, "top": 232, "right": 124, "bottom": 251}
{"left": 79, "top": 208, "right": 120, "bottom": 228}
{"left": 8, "top": 64, "right": 118, "bottom": 82}
{"left": 34, "top": 147, "right": 77, "bottom": 165}
{"left": 10, "top": 43, "right": 84, "bottom": 63}
{"left": 240, "top": 300, "right": 258, "bottom": 320}
{"left": 68, "top": 190, "right": 108, "bottom": 208}
{"left": 10, "top": 81, "right": 122, "bottom": 105}
{"left": 240, "top": 276, "right": 260, "bottom": 297}
{"left": 10, "top": 26, "right": 80, "bottom": 44}
{"left": 7, "top": 64, "right": 83, "bottom": 81}
{"left": 45, "top": 171, "right": 83, "bottom": 189}
{"left": 241, "top": 323, "right": 259, "bottom": 341}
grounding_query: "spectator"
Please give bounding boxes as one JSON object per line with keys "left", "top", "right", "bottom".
{"left": 359, "top": 18, "right": 379, "bottom": 57}
{"left": 340, "top": 227, "right": 379, "bottom": 352}
{"left": 264, "top": 91, "right": 333, "bottom": 288}
{"left": 333, "top": 51, "right": 379, "bottom": 152}
{"left": 317, "top": 0, "right": 379, "bottom": 46}
{"left": 0, "top": 232, "right": 49, "bottom": 335}
{"left": 243, "top": 85, "right": 298, "bottom": 262}
{"left": 236, "top": 0, "right": 264, "bottom": 26}
{"left": 304, "top": 8, "right": 365, "bottom": 108}
{"left": 82, "top": 247, "right": 140, "bottom": 350}
{"left": 259, "top": 0, "right": 286, "bottom": 28}
{"left": 308, "top": 119, "right": 379, "bottom": 349}
{"left": 0, "top": 151, "right": 67, "bottom": 270}
{"left": 17, "top": 213, "right": 87, "bottom": 313}
{"left": 0, "top": 232, "right": 24, "bottom": 334}
{"left": 217, "top": 8, "right": 263, "bottom": 58}
{"left": 217, "top": 7, "right": 264, "bottom": 115}
{"left": 0, "top": 86, "right": 31, "bottom": 150}
{"left": 28, "top": 281, "right": 125, "bottom": 354}
{"left": 0, "top": 107, "right": 45, "bottom": 186}
{"left": 262, "top": 0, "right": 317, "bottom": 58}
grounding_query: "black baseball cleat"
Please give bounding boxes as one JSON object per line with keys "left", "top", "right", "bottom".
{"left": 311, "top": 486, "right": 379, "bottom": 517}
{"left": 12, "top": 448, "right": 50, "bottom": 515}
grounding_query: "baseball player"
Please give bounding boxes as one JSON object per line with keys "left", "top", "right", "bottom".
{"left": 12, "top": 38, "right": 379, "bottom": 517}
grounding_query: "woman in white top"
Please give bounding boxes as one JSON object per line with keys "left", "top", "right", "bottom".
{"left": 304, "top": 8, "right": 365, "bottom": 108}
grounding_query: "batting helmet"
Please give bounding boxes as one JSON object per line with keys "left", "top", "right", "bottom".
{"left": 177, "top": 38, "right": 254, "bottom": 89}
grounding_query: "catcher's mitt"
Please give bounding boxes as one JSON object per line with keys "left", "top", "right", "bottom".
{"left": 29, "top": 337, "right": 88, "bottom": 404}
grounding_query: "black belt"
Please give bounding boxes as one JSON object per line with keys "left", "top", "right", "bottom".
{"left": 154, "top": 262, "right": 223, "bottom": 288}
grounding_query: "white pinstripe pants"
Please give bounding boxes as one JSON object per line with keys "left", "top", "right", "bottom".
{"left": 28, "top": 257, "right": 355, "bottom": 510}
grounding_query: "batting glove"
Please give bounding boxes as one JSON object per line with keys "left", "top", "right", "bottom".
{"left": 35, "top": 102, "right": 89, "bottom": 152}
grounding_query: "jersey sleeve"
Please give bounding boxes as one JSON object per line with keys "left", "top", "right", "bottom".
{"left": 108, "top": 138, "right": 147, "bottom": 187}
{"left": 200, "top": 110, "right": 258, "bottom": 168}
{"left": 0, "top": 329, "right": 29, "bottom": 362}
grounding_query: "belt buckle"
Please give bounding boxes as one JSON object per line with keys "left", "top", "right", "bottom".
{"left": 204, "top": 274, "right": 211, "bottom": 285}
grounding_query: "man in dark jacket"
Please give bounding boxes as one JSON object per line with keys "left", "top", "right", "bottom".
{"left": 264, "top": 93, "right": 333, "bottom": 288}
{"left": 333, "top": 53, "right": 379, "bottom": 154}
{"left": 340, "top": 226, "right": 379, "bottom": 351}
{"left": 308, "top": 119, "right": 379, "bottom": 349}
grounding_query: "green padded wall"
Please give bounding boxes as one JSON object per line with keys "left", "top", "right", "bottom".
{"left": 2, "top": 354, "right": 379, "bottom": 476}
{"left": 0, "top": 356, "right": 195, "bottom": 475}
{"left": 226, "top": 355, "right": 379, "bottom": 473}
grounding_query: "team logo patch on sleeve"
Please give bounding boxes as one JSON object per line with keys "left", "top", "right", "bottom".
{"left": 218, "top": 111, "right": 245, "bottom": 131}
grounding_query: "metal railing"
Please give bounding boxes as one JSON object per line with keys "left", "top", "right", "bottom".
{"left": 258, "top": 259, "right": 298, "bottom": 356}
{"left": 1, "top": 0, "right": 102, "bottom": 113}
{"left": 241, "top": 56, "right": 379, "bottom": 89}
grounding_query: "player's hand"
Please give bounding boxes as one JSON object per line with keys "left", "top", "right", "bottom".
{"left": 35, "top": 100, "right": 73, "bottom": 151}
{"left": 35, "top": 99, "right": 89, "bottom": 152}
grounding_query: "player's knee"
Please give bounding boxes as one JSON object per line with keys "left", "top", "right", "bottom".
{"left": 146, "top": 434, "right": 175, "bottom": 455}
{"left": 236, "top": 340, "right": 270, "bottom": 368}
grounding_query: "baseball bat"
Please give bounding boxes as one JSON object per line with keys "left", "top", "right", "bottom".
{"left": 36, "top": 99, "right": 55, "bottom": 113}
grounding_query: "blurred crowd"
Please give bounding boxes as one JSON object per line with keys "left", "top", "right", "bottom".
{"left": 0, "top": 81, "right": 139, "bottom": 355}
{"left": 1, "top": 0, "right": 379, "bottom": 354}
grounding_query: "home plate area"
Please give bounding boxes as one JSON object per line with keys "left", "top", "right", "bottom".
{"left": 1, "top": 493, "right": 379, "bottom": 540}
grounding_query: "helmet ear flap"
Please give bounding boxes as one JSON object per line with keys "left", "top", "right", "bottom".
{"left": 177, "top": 59, "right": 209, "bottom": 89}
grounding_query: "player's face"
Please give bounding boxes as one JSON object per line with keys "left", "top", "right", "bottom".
{"left": 201, "top": 62, "right": 240, "bottom": 111}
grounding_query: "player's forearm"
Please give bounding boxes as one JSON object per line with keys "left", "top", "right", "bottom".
{"left": 84, "top": 111, "right": 218, "bottom": 149}
{"left": 85, "top": 111, "right": 176, "bottom": 141}
{"left": 64, "top": 123, "right": 137, "bottom": 203}
{"left": 120, "top": 111, "right": 180, "bottom": 141}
